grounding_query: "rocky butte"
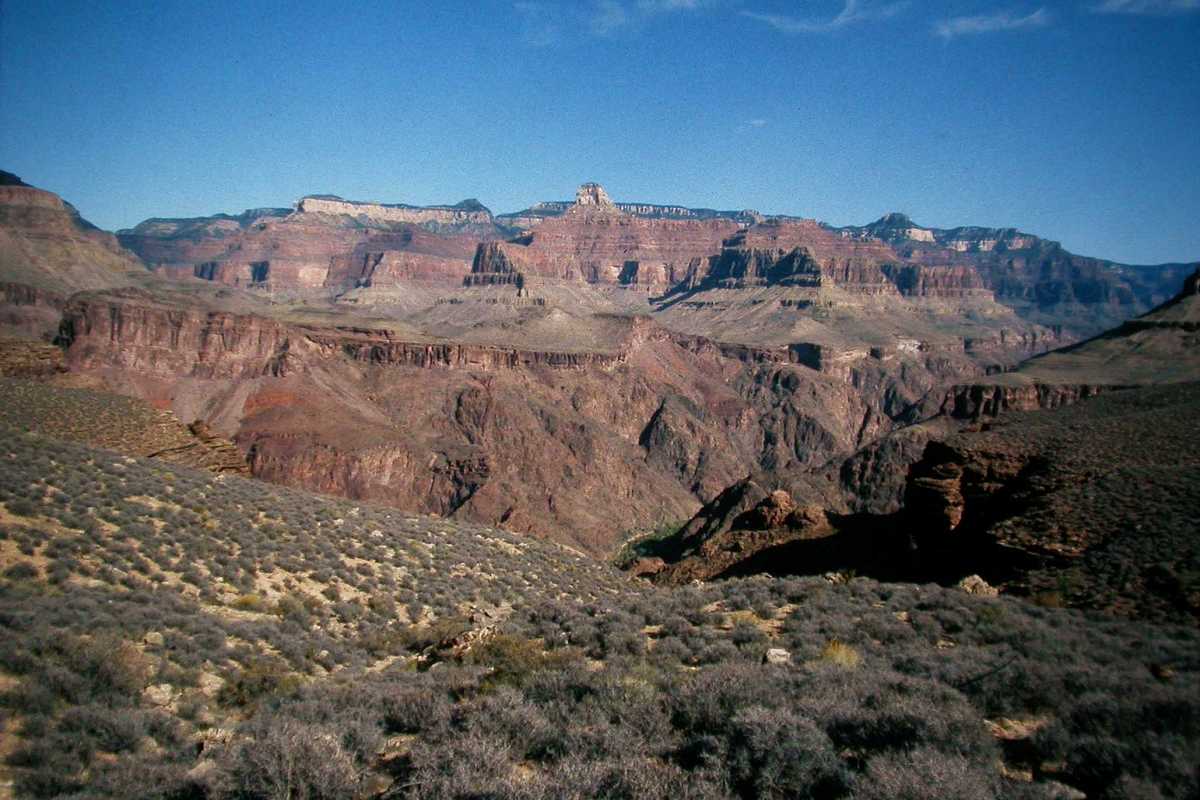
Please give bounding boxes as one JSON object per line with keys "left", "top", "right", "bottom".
{"left": 469, "top": 183, "right": 743, "bottom": 290}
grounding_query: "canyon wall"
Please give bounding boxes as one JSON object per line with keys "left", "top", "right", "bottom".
{"left": 119, "top": 197, "right": 506, "bottom": 292}
{"left": 56, "top": 283, "right": 1007, "bottom": 553}
{"left": 0, "top": 172, "right": 147, "bottom": 337}
{"left": 470, "top": 184, "right": 741, "bottom": 290}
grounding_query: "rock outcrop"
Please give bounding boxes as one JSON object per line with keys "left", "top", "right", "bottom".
{"left": 295, "top": 195, "right": 496, "bottom": 231}
{"left": 637, "top": 273, "right": 1200, "bottom": 621}
{"left": 0, "top": 172, "right": 147, "bottom": 337}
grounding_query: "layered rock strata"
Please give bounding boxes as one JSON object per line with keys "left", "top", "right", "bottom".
{"left": 469, "top": 184, "right": 741, "bottom": 290}
{"left": 0, "top": 171, "right": 147, "bottom": 337}
{"left": 56, "top": 283, "right": 1004, "bottom": 553}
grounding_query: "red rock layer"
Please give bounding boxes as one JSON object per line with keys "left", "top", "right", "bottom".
{"left": 123, "top": 212, "right": 489, "bottom": 291}
{"left": 470, "top": 203, "right": 740, "bottom": 290}
{"left": 57, "top": 287, "right": 1005, "bottom": 553}
{"left": 675, "top": 220, "right": 996, "bottom": 300}
{"left": 0, "top": 181, "right": 146, "bottom": 336}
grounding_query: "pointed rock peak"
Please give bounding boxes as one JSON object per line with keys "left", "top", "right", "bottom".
{"left": 574, "top": 182, "right": 616, "bottom": 209}
{"left": 866, "top": 212, "right": 936, "bottom": 242}
{"left": 876, "top": 212, "right": 916, "bottom": 228}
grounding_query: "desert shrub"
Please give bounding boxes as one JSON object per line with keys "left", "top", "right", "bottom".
{"left": 7, "top": 497, "right": 37, "bottom": 515}
{"left": 59, "top": 635, "right": 153, "bottom": 703}
{"left": 4, "top": 561, "right": 39, "bottom": 580}
{"left": 57, "top": 704, "right": 146, "bottom": 752}
{"left": 0, "top": 681, "right": 57, "bottom": 715}
{"left": 821, "top": 640, "right": 862, "bottom": 669}
{"left": 1031, "top": 686, "right": 1200, "bottom": 798}
{"left": 273, "top": 592, "right": 319, "bottom": 626}
{"left": 218, "top": 658, "right": 302, "bottom": 708}
{"left": 467, "top": 634, "right": 583, "bottom": 690}
{"left": 76, "top": 754, "right": 199, "bottom": 800}
{"left": 817, "top": 670, "right": 994, "bottom": 760}
{"left": 852, "top": 747, "right": 998, "bottom": 799}
{"left": 226, "top": 715, "right": 363, "bottom": 800}
{"left": 398, "top": 616, "right": 471, "bottom": 652}
{"left": 11, "top": 754, "right": 87, "bottom": 799}
{"left": 402, "top": 731, "right": 543, "bottom": 799}
{"left": 380, "top": 679, "right": 454, "bottom": 735}
{"left": 727, "top": 706, "right": 847, "bottom": 799}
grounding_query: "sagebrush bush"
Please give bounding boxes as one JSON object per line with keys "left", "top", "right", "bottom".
{"left": 0, "top": 427, "right": 1197, "bottom": 799}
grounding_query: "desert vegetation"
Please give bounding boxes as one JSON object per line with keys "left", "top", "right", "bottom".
{"left": 0, "top": 426, "right": 1197, "bottom": 798}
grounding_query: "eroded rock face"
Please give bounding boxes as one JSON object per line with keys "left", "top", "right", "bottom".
{"left": 654, "top": 487, "right": 835, "bottom": 583}
{"left": 296, "top": 196, "right": 495, "bottom": 229}
{"left": 470, "top": 184, "right": 741, "bottom": 290}
{"left": 900, "top": 383, "right": 1200, "bottom": 622}
{"left": 840, "top": 213, "right": 1196, "bottom": 337}
{"left": 0, "top": 174, "right": 146, "bottom": 336}
{"left": 642, "top": 272, "right": 1200, "bottom": 603}
{"left": 119, "top": 197, "right": 508, "bottom": 291}
{"left": 57, "top": 284, "right": 999, "bottom": 554}
{"left": 572, "top": 182, "right": 616, "bottom": 209}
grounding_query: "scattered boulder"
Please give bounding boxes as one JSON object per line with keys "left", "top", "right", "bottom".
{"left": 763, "top": 648, "right": 792, "bottom": 666}
{"left": 957, "top": 574, "right": 1000, "bottom": 597}
{"left": 142, "top": 683, "right": 175, "bottom": 708}
{"left": 628, "top": 556, "right": 666, "bottom": 578}
{"left": 737, "top": 490, "right": 797, "bottom": 529}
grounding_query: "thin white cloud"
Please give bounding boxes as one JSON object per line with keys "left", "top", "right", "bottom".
{"left": 638, "top": 0, "right": 705, "bottom": 9}
{"left": 1092, "top": 0, "right": 1199, "bottom": 13}
{"left": 742, "top": 1, "right": 908, "bottom": 34}
{"left": 934, "top": 7, "right": 1051, "bottom": 39}
{"left": 579, "top": 0, "right": 711, "bottom": 38}
{"left": 514, "top": 2, "right": 563, "bottom": 46}
{"left": 734, "top": 118, "right": 769, "bottom": 133}
{"left": 591, "top": 0, "right": 630, "bottom": 34}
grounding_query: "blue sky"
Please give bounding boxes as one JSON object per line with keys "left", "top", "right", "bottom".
{"left": 1, "top": 0, "right": 1197, "bottom": 263}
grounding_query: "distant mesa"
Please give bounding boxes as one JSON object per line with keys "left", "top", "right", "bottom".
{"left": 294, "top": 194, "right": 497, "bottom": 228}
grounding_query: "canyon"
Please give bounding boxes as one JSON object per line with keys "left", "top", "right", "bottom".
{"left": 639, "top": 269, "right": 1200, "bottom": 622}
{"left": 2, "top": 171, "right": 1196, "bottom": 559}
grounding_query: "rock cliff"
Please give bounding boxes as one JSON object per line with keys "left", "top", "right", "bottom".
{"left": 296, "top": 195, "right": 498, "bottom": 232}
{"left": 838, "top": 213, "right": 1195, "bottom": 337}
{"left": 470, "top": 183, "right": 741, "bottom": 290}
{"left": 118, "top": 194, "right": 510, "bottom": 292}
{"left": 56, "top": 281, "right": 1010, "bottom": 553}
{"left": 639, "top": 271, "right": 1200, "bottom": 619}
{"left": 0, "top": 172, "right": 148, "bottom": 337}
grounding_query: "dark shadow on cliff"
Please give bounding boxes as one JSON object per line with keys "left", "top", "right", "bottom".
{"left": 712, "top": 511, "right": 1049, "bottom": 587}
